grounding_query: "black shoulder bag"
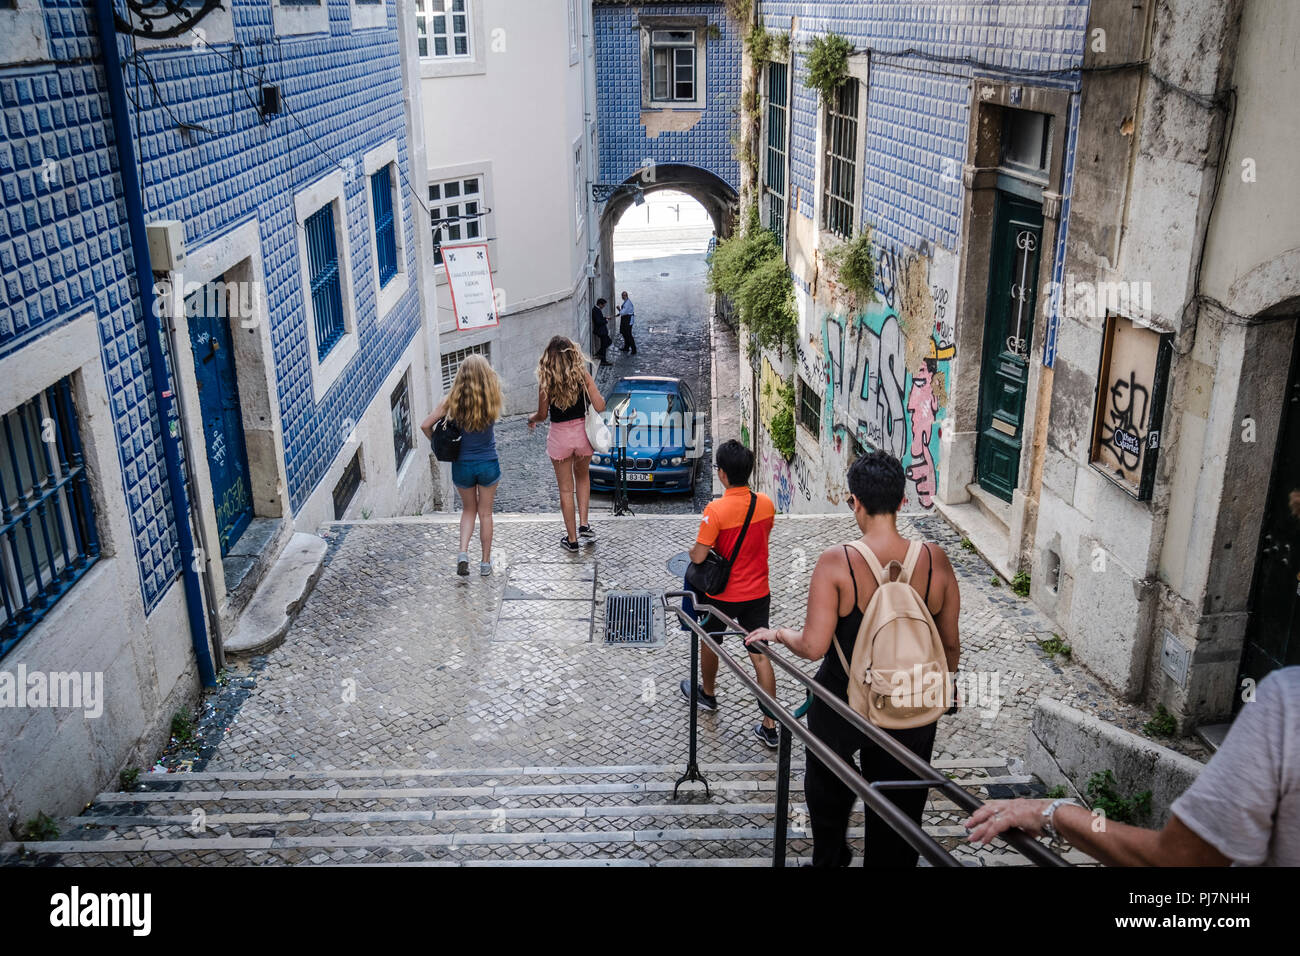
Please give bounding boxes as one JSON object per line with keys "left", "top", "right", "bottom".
{"left": 430, "top": 417, "right": 463, "bottom": 462}
{"left": 685, "top": 492, "right": 758, "bottom": 597}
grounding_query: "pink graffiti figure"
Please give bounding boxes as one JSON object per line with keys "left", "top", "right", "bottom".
{"left": 906, "top": 362, "right": 939, "bottom": 507}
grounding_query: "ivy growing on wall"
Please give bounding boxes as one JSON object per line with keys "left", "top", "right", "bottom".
{"left": 723, "top": 0, "right": 753, "bottom": 24}
{"left": 768, "top": 382, "right": 796, "bottom": 461}
{"left": 806, "top": 33, "right": 853, "bottom": 100}
{"left": 708, "top": 204, "right": 797, "bottom": 352}
{"left": 823, "top": 225, "right": 878, "bottom": 305}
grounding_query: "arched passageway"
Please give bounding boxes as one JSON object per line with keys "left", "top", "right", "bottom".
{"left": 595, "top": 163, "right": 738, "bottom": 310}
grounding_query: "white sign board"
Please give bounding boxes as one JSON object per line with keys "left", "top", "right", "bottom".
{"left": 442, "top": 243, "right": 500, "bottom": 330}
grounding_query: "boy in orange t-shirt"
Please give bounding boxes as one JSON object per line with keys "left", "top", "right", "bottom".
{"left": 680, "top": 440, "right": 779, "bottom": 748}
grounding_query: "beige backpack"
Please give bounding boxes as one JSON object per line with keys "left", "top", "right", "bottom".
{"left": 832, "top": 539, "right": 951, "bottom": 729}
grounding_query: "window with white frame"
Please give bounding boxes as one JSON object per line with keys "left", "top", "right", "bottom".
{"left": 651, "top": 30, "right": 696, "bottom": 102}
{"left": 640, "top": 18, "right": 706, "bottom": 110}
{"left": 390, "top": 372, "right": 413, "bottom": 471}
{"left": 1, "top": 374, "right": 100, "bottom": 657}
{"left": 295, "top": 170, "right": 358, "bottom": 401}
{"left": 429, "top": 176, "right": 485, "bottom": 266}
{"left": 823, "top": 78, "right": 860, "bottom": 240}
{"left": 363, "top": 140, "right": 408, "bottom": 319}
{"left": 416, "top": 0, "right": 471, "bottom": 58}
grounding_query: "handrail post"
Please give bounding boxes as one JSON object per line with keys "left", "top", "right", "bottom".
{"left": 674, "top": 612, "right": 709, "bottom": 797}
{"left": 660, "top": 591, "right": 1071, "bottom": 867}
{"left": 772, "top": 722, "right": 792, "bottom": 868}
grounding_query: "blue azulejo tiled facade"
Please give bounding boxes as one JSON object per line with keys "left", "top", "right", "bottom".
{"left": 744, "top": 1, "right": 1092, "bottom": 517}
{"left": 593, "top": 0, "right": 741, "bottom": 192}
{"left": 1, "top": 0, "right": 421, "bottom": 616}
{"left": 761, "top": 0, "right": 1088, "bottom": 255}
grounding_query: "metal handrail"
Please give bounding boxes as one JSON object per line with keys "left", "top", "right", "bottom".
{"left": 663, "top": 591, "right": 1069, "bottom": 868}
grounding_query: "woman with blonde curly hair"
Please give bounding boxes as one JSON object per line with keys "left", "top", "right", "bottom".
{"left": 528, "top": 336, "right": 606, "bottom": 552}
{"left": 421, "top": 353, "right": 503, "bottom": 576}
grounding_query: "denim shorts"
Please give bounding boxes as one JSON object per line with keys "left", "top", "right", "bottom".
{"left": 452, "top": 457, "right": 501, "bottom": 489}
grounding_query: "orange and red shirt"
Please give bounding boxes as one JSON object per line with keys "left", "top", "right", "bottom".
{"left": 695, "top": 486, "right": 776, "bottom": 601}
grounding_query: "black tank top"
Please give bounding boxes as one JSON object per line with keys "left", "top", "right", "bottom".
{"left": 549, "top": 389, "right": 587, "bottom": 423}
{"left": 815, "top": 542, "right": 933, "bottom": 698}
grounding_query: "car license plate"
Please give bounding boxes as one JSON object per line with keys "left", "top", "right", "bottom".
{"left": 626, "top": 473, "right": 653, "bottom": 483}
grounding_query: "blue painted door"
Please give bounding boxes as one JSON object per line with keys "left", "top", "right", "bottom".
{"left": 188, "top": 277, "right": 254, "bottom": 557}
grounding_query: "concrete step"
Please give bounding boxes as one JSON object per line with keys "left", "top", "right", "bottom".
{"left": 224, "top": 532, "right": 327, "bottom": 656}
{"left": 934, "top": 495, "right": 1015, "bottom": 580}
{"left": 2, "top": 758, "right": 1082, "bottom": 867}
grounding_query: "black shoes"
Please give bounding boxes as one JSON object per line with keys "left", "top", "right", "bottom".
{"left": 753, "top": 723, "right": 779, "bottom": 750}
{"left": 578, "top": 524, "right": 596, "bottom": 541}
{"left": 559, "top": 535, "right": 580, "bottom": 553}
{"left": 679, "top": 679, "right": 718, "bottom": 711}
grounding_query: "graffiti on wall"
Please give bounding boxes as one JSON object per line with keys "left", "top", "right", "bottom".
{"left": 817, "top": 243, "right": 956, "bottom": 509}
{"left": 1090, "top": 314, "right": 1165, "bottom": 494}
{"left": 760, "top": 441, "right": 794, "bottom": 513}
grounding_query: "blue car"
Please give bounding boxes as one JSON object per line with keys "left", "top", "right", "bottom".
{"left": 590, "top": 376, "right": 704, "bottom": 494}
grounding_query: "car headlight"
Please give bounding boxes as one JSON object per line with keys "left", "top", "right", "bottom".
{"left": 671, "top": 456, "right": 684, "bottom": 466}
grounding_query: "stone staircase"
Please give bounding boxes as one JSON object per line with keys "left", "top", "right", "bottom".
{"left": 0, "top": 757, "right": 1092, "bottom": 866}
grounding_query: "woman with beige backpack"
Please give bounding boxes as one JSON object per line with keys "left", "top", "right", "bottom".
{"left": 746, "top": 450, "right": 961, "bottom": 867}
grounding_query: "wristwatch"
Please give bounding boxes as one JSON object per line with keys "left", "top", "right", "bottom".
{"left": 1041, "top": 797, "right": 1078, "bottom": 840}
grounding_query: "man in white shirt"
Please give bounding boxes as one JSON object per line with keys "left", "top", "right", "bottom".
{"left": 965, "top": 666, "right": 1300, "bottom": 866}
{"left": 618, "top": 291, "right": 637, "bottom": 355}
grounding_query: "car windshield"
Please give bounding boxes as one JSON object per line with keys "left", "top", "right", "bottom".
{"left": 606, "top": 391, "right": 677, "bottom": 419}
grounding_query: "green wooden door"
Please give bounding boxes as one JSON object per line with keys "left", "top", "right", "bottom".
{"left": 976, "top": 192, "right": 1043, "bottom": 502}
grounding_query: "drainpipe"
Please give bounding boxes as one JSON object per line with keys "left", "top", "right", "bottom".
{"left": 92, "top": 0, "right": 218, "bottom": 687}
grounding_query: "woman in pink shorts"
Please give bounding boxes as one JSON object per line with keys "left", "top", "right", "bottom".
{"left": 528, "top": 336, "right": 606, "bottom": 552}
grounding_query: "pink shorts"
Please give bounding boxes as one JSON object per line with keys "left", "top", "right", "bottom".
{"left": 547, "top": 418, "right": 593, "bottom": 460}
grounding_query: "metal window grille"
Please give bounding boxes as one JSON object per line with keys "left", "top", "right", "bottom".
{"left": 371, "top": 166, "right": 398, "bottom": 288}
{"left": 1, "top": 376, "right": 100, "bottom": 657}
{"left": 796, "top": 376, "right": 821, "bottom": 436}
{"left": 823, "top": 79, "right": 859, "bottom": 240}
{"left": 391, "top": 375, "right": 413, "bottom": 470}
{"left": 429, "top": 176, "right": 484, "bottom": 266}
{"left": 332, "top": 449, "right": 363, "bottom": 520}
{"left": 304, "top": 203, "right": 346, "bottom": 361}
{"left": 764, "top": 61, "right": 789, "bottom": 249}
{"left": 440, "top": 343, "right": 490, "bottom": 392}
{"left": 417, "top": 0, "right": 469, "bottom": 59}
{"left": 651, "top": 30, "right": 695, "bottom": 102}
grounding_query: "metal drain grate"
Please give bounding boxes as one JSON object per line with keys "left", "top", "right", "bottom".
{"left": 603, "top": 591, "right": 658, "bottom": 645}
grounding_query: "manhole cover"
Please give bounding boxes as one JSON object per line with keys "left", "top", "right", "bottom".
{"left": 603, "top": 591, "right": 659, "bottom": 645}
{"left": 666, "top": 551, "right": 691, "bottom": 577}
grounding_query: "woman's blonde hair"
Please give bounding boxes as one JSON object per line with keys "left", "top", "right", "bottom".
{"left": 446, "top": 354, "right": 503, "bottom": 432}
{"left": 536, "top": 336, "right": 589, "bottom": 411}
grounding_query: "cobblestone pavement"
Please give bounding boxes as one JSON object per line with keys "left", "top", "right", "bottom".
{"left": 491, "top": 250, "right": 716, "bottom": 517}
{"left": 185, "top": 511, "right": 1191, "bottom": 774}
{"left": 6, "top": 512, "right": 1175, "bottom": 865}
